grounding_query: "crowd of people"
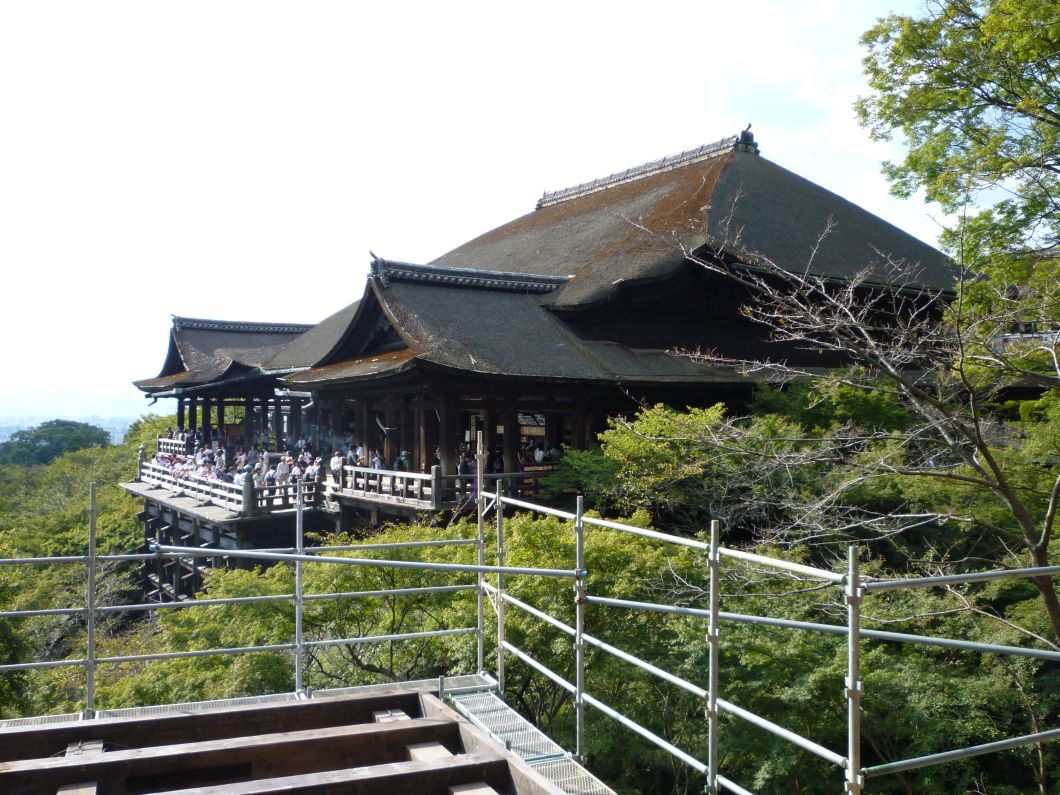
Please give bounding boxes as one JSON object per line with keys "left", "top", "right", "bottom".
{"left": 151, "top": 428, "right": 565, "bottom": 494}
{"left": 152, "top": 428, "right": 420, "bottom": 492}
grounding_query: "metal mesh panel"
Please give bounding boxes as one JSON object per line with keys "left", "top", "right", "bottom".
{"left": 316, "top": 673, "right": 496, "bottom": 698}
{"left": 532, "top": 757, "right": 616, "bottom": 795}
{"left": 450, "top": 691, "right": 566, "bottom": 760}
{"left": 0, "top": 712, "right": 81, "bottom": 728}
{"left": 449, "top": 691, "right": 616, "bottom": 794}
{"left": 96, "top": 692, "right": 299, "bottom": 718}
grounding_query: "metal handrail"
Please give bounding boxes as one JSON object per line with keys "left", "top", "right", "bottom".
{"left": 496, "top": 490, "right": 1060, "bottom": 794}
{"left": 2, "top": 475, "right": 1059, "bottom": 795}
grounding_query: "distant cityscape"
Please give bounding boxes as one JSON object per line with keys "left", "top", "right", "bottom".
{"left": 0, "top": 416, "right": 140, "bottom": 445}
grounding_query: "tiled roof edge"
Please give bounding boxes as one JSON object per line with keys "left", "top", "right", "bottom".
{"left": 537, "top": 130, "right": 760, "bottom": 209}
{"left": 172, "top": 316, "right": 316, "bottom": 334}
{"left": 370, "top": 258, "right": 569, "bottom": 294}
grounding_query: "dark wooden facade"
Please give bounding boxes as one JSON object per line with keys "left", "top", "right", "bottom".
{"left": 134, "top": 131, "right": 953, "bottom": 482}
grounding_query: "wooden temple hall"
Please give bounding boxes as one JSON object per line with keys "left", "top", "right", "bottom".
{"left": 134, "top": 131, "right": 952, "bottom": 473}
{"left": 131, "top": 130, "right": 952, "bottom": 523}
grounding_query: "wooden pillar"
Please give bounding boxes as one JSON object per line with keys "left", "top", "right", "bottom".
{"left": 544, "top": 412, "right": 559, "bottom": 451}
{"left": 573, "top": 400, "right": 587, "bottom": 449}
{"left": 188, "top": 397, "right": 198, "bottom": 433}
{"left": 383, "top": 406, "right": 397, "bottom": 464}
{"left": 291, "top": 399, "right": 302, "bottom": 440}
{"left": 356, "top": 397, "right": 370, "bottom": 453}
{"left": 398, "top": 400, "right": 412, "bottom": 465}
{"left": 242, "top": 397, "right": 253, "bottom": 445}
{"left": 177, "top": 398, "right": 186, "bottom": 432}
{"left": 415, "top": 403, "right": 427, "bottom": 472}
{"left": 502, "top": 402, "right": 519, "bottom": 473}
{"left": 439, "top": 396, "right": 457, "bottom": 475}
{"left": 272, "top": 400, "right": 282, "bottom": 450}
{"left": 484, "top": 406, "right": 497, "bottom": 466}
{"left": 216, "top": 400, "right": 225, "bottom": 445}
{"left": 200, "top": 398, "right": 212, "bottom": 445}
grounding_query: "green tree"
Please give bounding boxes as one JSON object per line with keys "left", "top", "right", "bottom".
{"left": 856, "top": 0, "right": 1059, "bottom": 264}
{"left": 0, "top": 419, "right": 111, "bottom": 467}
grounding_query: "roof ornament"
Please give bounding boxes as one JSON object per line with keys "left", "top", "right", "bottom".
{"left": 370, "top": 252, "right": 390, "bottom": 287}
{"left": 537, "top": 132, "right": 758, "bottom": 209}
{"left": 736, "top": 124, "right": 760, "bottom": 154}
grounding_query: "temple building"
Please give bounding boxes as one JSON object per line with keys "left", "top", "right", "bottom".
{"left": 135, "top": 131, "right": 951, "bottom": 475}
{"left": 126, "top": 131, "right": 954, "bottom": 594}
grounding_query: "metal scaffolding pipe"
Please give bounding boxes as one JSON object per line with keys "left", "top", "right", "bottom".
{"left": 574, "top": 495, "right": 586, "bottom": 761}
{"left": 294, "top": 481, "right": 305, "bottom": 692}
{"left": 495, "top": 479, "right": 506, "bottom": 693}
{"left": 717, "top": 697, "right": 846, "bottom": 768}
{"left": 498, "top": 495, "right": 577, "bottom": 521}
{"left": 501, "top": 640, "right": 576, "bottom": 694}
{"left": 581, "top": 632, "right": 705, "bottom": 698}
{"left": 85, "top": 484, "right": 97, "bottom": 718}
{"left": 863, "top": 727, "right": 1060, "bottom": 778}
{"left": 483, "top": 583, "right": 574, "bottom": 637}
{"left": 305, "top": 627, "right": 475, "bottom": 650}
{"left": 864, "top": 565, "right": 1060, "bottom": 594}
{"left": 707, "top": 519, "right": 720, "bottom": 794}
{"left": 581, "top": 691, "right": 707, "bottom": 775}
{"left": 151, "top": 545, "right": 577, "bottom": 579}
{"left": 585, "top": 596, "right": 1060, "bottom": 663}
{"left": 718, "top": 546, "right": 845, "bottom": 583}
{"left": 582, "top": 514, "right": 709, "bottom": 551}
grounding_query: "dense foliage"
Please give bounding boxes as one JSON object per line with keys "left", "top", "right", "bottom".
{"left": 0, "top": 419, "right": 111, "bottom": 467}
{"left": 0, "top": 408, "right": 1056, "bottom": 791}
{"left": 856, "top": 0, "right": 1059, "bottom": 264}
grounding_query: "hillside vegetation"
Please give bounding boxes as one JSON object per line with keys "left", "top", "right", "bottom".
{"left": 0, "top": 402, "right": 1055, "bottom": 793}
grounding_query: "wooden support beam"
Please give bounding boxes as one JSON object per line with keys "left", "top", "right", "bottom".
{"left": 150, "top": 754, "right": 515, "bottom": 795}
{"left": 0, "top": 692, "right": 426, "bottom": 764}
{"left": 0, "top": 718, "right": 463, "bottom": 794}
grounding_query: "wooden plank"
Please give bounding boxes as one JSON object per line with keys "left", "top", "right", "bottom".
{"left": 0, "top": 691, "right": 425, "bottom": 764}
{"left": 0, "top": 718, "right": 465, "bottom": 795}
{"left": 155, "top": 753, "right": 513, "bottom": 794}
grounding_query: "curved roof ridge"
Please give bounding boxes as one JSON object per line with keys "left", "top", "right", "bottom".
{"left": 371, "top": 257, "right": 569, "bottom": 293}
{"left": 172, "top": 316, "right": 315, "bottom": 335}
{"left": 537, "top": 131, "right": 759, "bottom": 209}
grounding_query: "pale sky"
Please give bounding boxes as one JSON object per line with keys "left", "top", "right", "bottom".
{"left": 0, "top": 0, "right": 939, "bottom": 421}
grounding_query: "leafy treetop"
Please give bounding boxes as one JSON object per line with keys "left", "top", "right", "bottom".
{"left": 856, "top": 0, "right": 1059, "bottom": 266}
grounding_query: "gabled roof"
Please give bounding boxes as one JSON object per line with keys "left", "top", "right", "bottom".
{"left": 285, "top": 260, "right": 744, "bottom": 388}
{"left": 262, "top": 300, "right": 361, "bottom": 372}
{"left": 134, "top": 316, "right": 313, "bottom": 393}
{"left": 432, "top": 133, "right": 954, "bottom": 309}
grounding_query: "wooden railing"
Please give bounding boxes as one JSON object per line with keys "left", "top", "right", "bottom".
{"left": 326, "top": 465, "right": 557, "bottom": 510}
{"left": 156, "top": 436, "right": 192, "bottom": 456}
{"left": 139, "top": 459, "right": 318, "bottom": 516}
{"left": 139, "top": 456, "right": 556, "bottom": 514}
{"left": 327, "top": 465, "right": 440, "bottom": 509}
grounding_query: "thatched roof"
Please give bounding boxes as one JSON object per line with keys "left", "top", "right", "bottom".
{"left": 433, "top": 134, "right": 954, "bottom": 309}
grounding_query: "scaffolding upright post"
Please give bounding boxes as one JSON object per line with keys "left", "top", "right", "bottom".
{"left": 294, "top": 479, "right": 305, "bottom": 693}
{"left": 85, "top": 482, "right": 97, "bottom": 718}
{"left": 495, "top": 479, "right": 506, "bottom": 692}
{"left": 846, "top": 544, "right": 864, "bottom": 794}
{"left": 574, "top": 494, "right": 586, "bottom": 762}
{"left": 707, "top": 519, "right": 720, "bottom": 793}
{"left": 476, "top": 430, "right": 485, "bottom": 676}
